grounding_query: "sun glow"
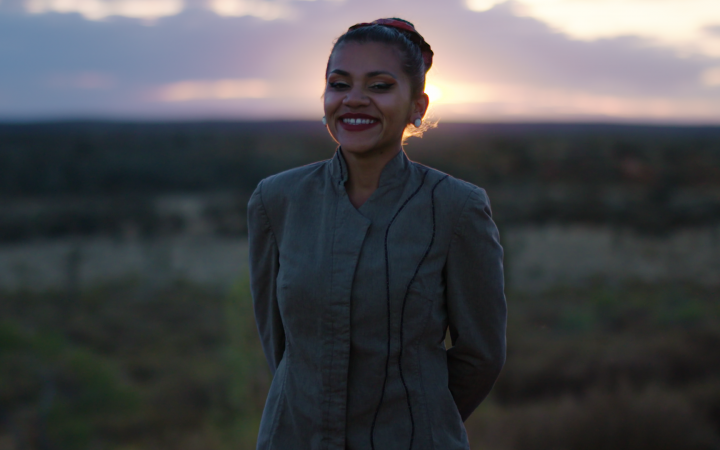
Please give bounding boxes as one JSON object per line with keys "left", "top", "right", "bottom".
{"left": 426, "top": 80, "right": 720, "bottom": 122}
{"left": 424, "top": 84, "right": 443, "bottom": 103}
{"left": 423, "top": 78, "right": 493, "bottom": 105}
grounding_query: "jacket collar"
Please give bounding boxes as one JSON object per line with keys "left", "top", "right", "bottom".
{"left": 330, "top": 147, "right": 411, "bottom": 188}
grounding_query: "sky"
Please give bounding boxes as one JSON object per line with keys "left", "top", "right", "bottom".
{"left": 2, "top": 0, "right": 720, "bottom": 123}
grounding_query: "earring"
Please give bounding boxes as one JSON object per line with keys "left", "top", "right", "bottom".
{"left": 322, "top": 116, "right": 327, "bottom": 125}
{"left": 414, "top": 118, "right": 422, "bottom": 128}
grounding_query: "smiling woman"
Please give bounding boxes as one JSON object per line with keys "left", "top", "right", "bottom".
{"left": 247, "top": 18, "right": 507, "bottom": 450}
{"left": 324, "top": 41, "right": 427, "bottom": 205}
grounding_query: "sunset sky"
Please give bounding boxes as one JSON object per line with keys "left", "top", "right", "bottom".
{"left": 2, "top": 0, "right": 720, "bottom": 123}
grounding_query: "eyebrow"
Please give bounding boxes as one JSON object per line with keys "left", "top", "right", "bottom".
{"left": 329, "top": 69, "right": 398, "bottom": 79}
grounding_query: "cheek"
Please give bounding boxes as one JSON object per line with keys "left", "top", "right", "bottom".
{"left": 323, "top": 90, "right": 340, "bottom": 113}
{"left": 377, "top": 95, "right": 411, "bottom": 120}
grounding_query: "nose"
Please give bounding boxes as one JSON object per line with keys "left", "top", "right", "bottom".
{"left": 343, "top": 86, "right": 369, "bottom": 107}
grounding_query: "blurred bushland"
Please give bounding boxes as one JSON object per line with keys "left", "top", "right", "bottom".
{"left": 2, "top": 122, "right": 720, "bottom": 241}
{"left": 0, "top": 274, "right": 270, "bottom": 449}
{"left": 2, "top": 275, "right": 719, "bottom": 449}
{"left": 1, "top": 121, "right": 720, "bottom": 449}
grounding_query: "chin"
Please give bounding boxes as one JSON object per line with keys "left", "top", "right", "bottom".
{"left": 337, "top": 137, "right": 380, "bottom": 155}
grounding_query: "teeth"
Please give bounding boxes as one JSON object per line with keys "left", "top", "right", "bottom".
{"left": 342, "top": 118, "right": 376, "bottom": 125}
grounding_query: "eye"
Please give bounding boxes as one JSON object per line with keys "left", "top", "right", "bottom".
{"left": 370, "top": 82, "right": 394, "bottom": 91}
{"left": 329, "top": 81, "right": 350, "bottom": 90}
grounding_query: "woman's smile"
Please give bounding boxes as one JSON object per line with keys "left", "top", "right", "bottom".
{"left": 338, "top": 113, "right": 380, "bottom": 131}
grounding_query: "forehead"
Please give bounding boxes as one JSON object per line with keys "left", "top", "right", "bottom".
{"left": 328, "top": 41, "right": 405, "bottom": 76}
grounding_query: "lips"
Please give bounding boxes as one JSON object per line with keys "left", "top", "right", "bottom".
{"left": 338, "top": 113, "right": 380, "bottom": 132}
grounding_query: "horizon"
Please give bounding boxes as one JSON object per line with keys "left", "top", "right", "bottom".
{"left": 2, "top": 119, "right": 720, "bottom": 129}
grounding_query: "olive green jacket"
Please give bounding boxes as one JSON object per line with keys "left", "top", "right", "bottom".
{"left": 248, "top": 149, "right": 506, "bottom": 450}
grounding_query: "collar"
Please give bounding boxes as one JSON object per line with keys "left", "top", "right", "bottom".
{"left": 330, "top": 147, "right": 411, "bottom": 188}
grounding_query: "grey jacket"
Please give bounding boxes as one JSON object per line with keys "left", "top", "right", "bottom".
{"left": 247, "top": 149, "right": 506, "bottom": 450}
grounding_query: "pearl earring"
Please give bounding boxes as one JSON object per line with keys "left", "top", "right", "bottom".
{"left": 414, "top": 118, "right": 422, "bottom": 128}
{"left": 322, "top": 116, "right": 327, "bottom": 125}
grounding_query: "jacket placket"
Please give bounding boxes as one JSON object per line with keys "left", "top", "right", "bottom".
{"left": 322, "top": 178, "right": 371, "bottom": 450}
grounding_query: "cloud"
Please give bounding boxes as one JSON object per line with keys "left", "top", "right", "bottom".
{"left": 701, "top": 67, "right": 720, "bottom": 87}
{"left": 11, "top": 0, "right": 720, "bottom": 61}
{"left": 465, "top": 0, "right": 504, "bottom": 12}
{"left": 499, "top": 0, "right": 720, "bottom": 57}
{"left": 431, "top": 3, "right": 713, "bottom": 96}
{"left": 1, "top": 0, "right": 719, "bottom": 122}
{"left": 208, "top": 0, "right": 292, "bottom": 20}
{"left": 705, "top": 25, "right": 720, "bottom": 36}
{"left": 26, "top": 0, "right": 183, "bottom": 20}
{"left": 18, "top": 0, "right": 337, "bottom": 21}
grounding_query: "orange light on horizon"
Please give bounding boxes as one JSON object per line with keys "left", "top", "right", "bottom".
{"left": 425, "top": 78, "right": 493, "bottom": 105}
{"left": 156, "top": 79, "right": 270, "bottom": 102}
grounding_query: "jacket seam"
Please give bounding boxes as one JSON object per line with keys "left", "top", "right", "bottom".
{"left": 445, "top": 187, "right": 480, "bottom": 276}
{"left": 322, "top": 181, "right": 342, "bottom": 450}
{"left": 268, "top": 347, "right": 290, "bottom": 449}
{"left": 450, "top": 187, "right": 478, "bottom": 240}
{"left": 256, "top": 179, "right": 280, "bottom": 249}
{"left": 415, "top": 289, "right": 438, "bottom": 450}
{"left": 443, "top": 186, "right": 480, "bottom": 439}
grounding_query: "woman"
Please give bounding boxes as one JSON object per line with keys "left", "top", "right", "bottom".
{"left": 248, "top": 18, "right": 506, "bottom": 450}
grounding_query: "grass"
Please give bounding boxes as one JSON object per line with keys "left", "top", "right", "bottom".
{"left": 468, "top": 282, "right": 720, "bottom": 449}
{"left": 1, "top": 277, "right": 718, "bottom": 449}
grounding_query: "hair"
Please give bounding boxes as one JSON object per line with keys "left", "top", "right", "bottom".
{"left": 325, "top": 18, "right": 437, "bottom": 139}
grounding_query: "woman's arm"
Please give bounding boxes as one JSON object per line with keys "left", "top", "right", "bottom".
{"left": 445, "top": 187, "right": 507, "bottom": 422}
{"left": 247, "top": 179, "right": 285, "bottom": 375}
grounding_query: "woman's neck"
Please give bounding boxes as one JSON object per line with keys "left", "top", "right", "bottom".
{"left": 342, "top": 146, "right": 402, "bottom": 209}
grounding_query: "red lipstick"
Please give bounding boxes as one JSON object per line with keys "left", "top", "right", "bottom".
{"left": 337, "top": 113, "right": 380, "bottom": 132}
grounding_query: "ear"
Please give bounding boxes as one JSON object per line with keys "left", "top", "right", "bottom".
{"left": 411, "top": 93, "right": 430, "bottom": 122}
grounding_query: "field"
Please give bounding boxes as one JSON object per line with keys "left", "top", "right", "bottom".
{"left": 1, "top": 121, "right": 719, "bottom": 449}
{"left": 2, "top": 276, "right": 719, "bottom": 449}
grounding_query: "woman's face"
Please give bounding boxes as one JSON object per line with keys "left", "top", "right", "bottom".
{"left": 324, "top": 42, "right": 428, "bottom": 157}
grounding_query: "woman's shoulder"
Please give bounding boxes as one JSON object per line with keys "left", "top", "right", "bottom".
{"left": 261, "top": 159, "right": 329, "bottom": 189}
{"left": 413, "top": 163, "right": 492, "bottom": 217}
{"left": 251, "top": 159, "right": 330, "bottom": 208}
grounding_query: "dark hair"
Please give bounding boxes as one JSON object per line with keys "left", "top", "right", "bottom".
{"left": 325, "top": 18, "right": 433, "bottom": 100}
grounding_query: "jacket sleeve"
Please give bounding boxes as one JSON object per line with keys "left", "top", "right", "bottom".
{"left": 445, "top": 187, "right": 507, "bottom": 421}
{"left": 247, "top": 179, "right": 285, "bottom": 375}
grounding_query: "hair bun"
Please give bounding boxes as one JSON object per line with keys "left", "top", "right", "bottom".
{"left": 348, "top": 18, "right": 433, "bottom": 70}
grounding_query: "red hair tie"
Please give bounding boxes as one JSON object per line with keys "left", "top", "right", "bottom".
{"left": 348, "top": 18, "right": 434, "bottom": 70}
